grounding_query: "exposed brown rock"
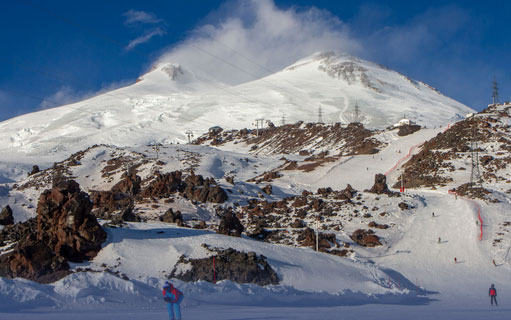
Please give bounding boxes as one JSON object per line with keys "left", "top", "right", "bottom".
{"left": 368, "top": 221, "right": 389, "bottom": 229}
{"left": 351, "top": 229, "right": 382, "bottom": 247}
{"left": 368, "top": 174, "right": 390, "bottom": 194}
{"left": 0, "top": 205, "right": 14, "bottom": 225}
{"left": 170, "top": 246, "right": 279, "bottom": 286}
{"left": 28, "top": 165, "right": 40, "bottom": 176}
{"left": 217, "top": 212, "right": 244, "bottom": 237}
{"left": 261, "top": 185, "right": 272, "bottom": 195}
{"left": 36, "top": 180, "right": 107, "bottom": 262}
{"left": 397, "top": 124, "right": 421, "bottom": 136}
{"left": 111, "top": 172, "right": 141, "bottom": 195}
{"left": 0, "top": 180, "right": 106, "bottom": 283}
{"left": 159, "top": 208, "right": 184, "bottom": 226}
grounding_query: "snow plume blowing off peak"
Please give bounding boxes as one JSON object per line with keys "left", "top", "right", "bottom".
{"left": 155, "top": 0, "right": 360, "bottom": 85}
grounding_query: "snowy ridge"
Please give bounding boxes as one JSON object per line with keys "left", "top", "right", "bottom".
{"left": 0, "top": 52, "right": 474, "bottom": 164}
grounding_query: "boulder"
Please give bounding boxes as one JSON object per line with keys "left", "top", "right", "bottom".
{"left": 111, "top": 172, "right": 141, "bottom": 195}
{"left": 261, "top": 185, "right": 272, "bottom": 195}
{"left": 0, "top": 180, "right": 106, "bottom": 283}
{"left": 28, "top": 165, "right": 40, "bottom": 176}
{"left": 217, "top": 213, "right": 244, "bottom": 237}
{"left": 351, "top": 229, "right": 382, "bottom": 247}
{"left": 36, "top": 180, "right": 107, "bottom": 262}
{"left": 0, "top": 205, "right": 14, "bottom": 225}
{"left": 170, "top": 247, "right": 279, "bottom": 286}
{"left": 368, "top": 174, "right": 390, "bottom": 194}
{"left": 159, "top": 208, "right": 184, "bottom": 226}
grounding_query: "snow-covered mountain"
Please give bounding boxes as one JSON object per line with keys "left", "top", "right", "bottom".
{"left": 3, "top": 52, "right": 509, "bottom": 320}
{"left": 0, "top": 52, "right": 473, "bottom": 169}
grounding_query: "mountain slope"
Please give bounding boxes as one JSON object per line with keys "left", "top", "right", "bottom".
{"left": 0, "top": 52, "right": 474, "bottom": 166}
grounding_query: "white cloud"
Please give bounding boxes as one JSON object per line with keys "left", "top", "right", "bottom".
{"left": 123, "top": 9, "right": 162, "bottom": 25}
{"left": 125, "top": 27, "right": 167, "bottom": 51}
{"left": 156, "top": 0, "right": 360, "bottom": 85}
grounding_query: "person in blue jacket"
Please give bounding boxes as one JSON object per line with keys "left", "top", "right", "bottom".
{"left": 489, "top": 284, "right": 498, "bottom": 306}
{"left": 163, "top": 281, "right": 184, "bottom": 320}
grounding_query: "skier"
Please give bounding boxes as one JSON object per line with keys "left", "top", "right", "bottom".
{"left": 454, "top": 257, "right": 457, "bottom": 264}
{"left": 163, "top": 281, "right": 184, "bottom": 320}
{"left": 493, "top": 259, "right": 497, "bottom": 267}
{"left": 432, "top": 212, "right": 435, "bottom": 217}
{"left": 489, "top": 284, "right": 498, "bottom": 306}
{"left": 438, "top": 237, "right": 441, "bottom": 244}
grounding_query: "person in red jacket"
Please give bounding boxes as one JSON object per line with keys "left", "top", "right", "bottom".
{"left": 489, "top": 284, "right": 498, "bottom": 306}
{"left": 163, "top": 281, "right": 184, "bottom": 320}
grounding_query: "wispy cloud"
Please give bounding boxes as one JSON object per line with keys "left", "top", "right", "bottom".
{"left": 123, "top": 9, "right": 163, "bottom": 25}
{"left": 123, "top": 9, "right": 167, "bottom": 51}
{"left": 126, "top": 27, "right": 167, "bottom": 51}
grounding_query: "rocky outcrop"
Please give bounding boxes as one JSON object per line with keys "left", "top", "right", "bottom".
{"left": 297, "top": 227, "right": 338, "bottom": 251}
{"left": 90, "top": 190, "right": 133, "bottom": 217}
{"left": 28, "top": 165, "right": 40, "bottom": 176}
{"left": 183, "top": 172, "right": 228, "bottom": 203}
{"left": 217, "top": 212, "right": 244, "bottom": 237}
{"left": 0, "top": 206, "right": 14, "bottom": 225}
{"left": 0, "top": 218, "right": 37, "bottom": 246}
{"left": 351, "top": 229, "right": 382, "bottom": 247}
{"left": 397, "top": 124, "right": 421, "bottom": 136}
{"left": 36, "top": 180, "right": 107, "bottom": 262}
{"left": 111, "top": 172, "right": 141, "bottom": 195}
{"left": 159, "top": 208, "right": 184, "bottom": 226}
{"left": 141, "top": 171, "right": 184, "bottom": 198}
{"left": 142, "top": 171, "right": 228, "bottom": 203}
{"left": 170, "top": 246, "right": 280, "bottom": 286}
{"left": 0, "top": 180, "right": 107, "bottom": 283}
{"left": 368, "top": 174, "right": 390, "bottom": 194}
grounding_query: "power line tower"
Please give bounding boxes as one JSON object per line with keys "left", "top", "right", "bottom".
{"left": 492, "top": 77, "right": 499, "bottom": 105}
{"left": 281, "top": 114, "right": 286, "bottom": 126}
{"left": 185, "top": 130, "right": 194, "bottom": 143}
{"left": 354, "top": 102, "right": 360, "bottom": 123}
{"left": 470, "top": 125, "right": 482, "bottom": 187}
{"left": 317, "top": 105, "right": 323, "bottom": 123}
{"left": 253, "top": 118, "right": 264, "bottom": 137}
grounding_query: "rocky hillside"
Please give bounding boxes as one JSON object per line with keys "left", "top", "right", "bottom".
{"left": 396, "top": 103, "right": 511, "bottom": 198}
{"left": 194, "top": 122, "right": 384, "bottom": 156}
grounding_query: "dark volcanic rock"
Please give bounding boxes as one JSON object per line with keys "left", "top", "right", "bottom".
{"left": 111, "top": 172, "right": 141, "bottom": 195}
{"left": 261, "top": 185, "right": 272, "bottom": 195}
{"left": 398, "top": 202, "right": 409, "bottom": 210}
{"left": 170, "top": 247, "right": 280, "bottom": 286}
{"left": 0, "top": 205, "right": 14, "bottom": 225}
{"left": 297, "top": 227, "right": 337, "bottom": 251}
{"left": 0, "top": 180, "right": 106, "bottom": 283}
{"left": 36, "top": 180, "right": 107, "bottom": 262}
{"left": 0, "top": 237, "right": 69, "bottom": 283}
{"left": 397, "top": 124, "right": 421, "bottom": 136}
{"left": 368, "top": 174, "right": 390, "bottom": 194}
{"left": 0, "top": 218, "right": 37, "bottom": 246}
{"left": 142, "top": 171, "right": 184, "bottom": 198}
{"left": 351, "top": 229, "right": 382, "bottom": 247}
{"left": 90, "top": 190, "right": 133, "bottom": 217}
{"left": 217, "top": 213, "right": 244, "bottom": 237}
{"left": 142, "top": 170, "right": 228, "bottom": 203}
{"left": 159, "top": 208, "right": 184, "bottom": 226}
{"left": 28, "top": 165, "right": 40, "bottom": 176}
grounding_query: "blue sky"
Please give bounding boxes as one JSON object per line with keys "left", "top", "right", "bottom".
{"left": 0, "top": 0, "right": 509, "bottom": 121}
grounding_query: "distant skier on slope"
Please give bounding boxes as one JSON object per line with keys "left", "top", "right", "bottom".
{"left": 489, "top": 284, "right": 498, "bottom": 306}
{"left": 163, "top": 280, "right": 184, "bottom": 320}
